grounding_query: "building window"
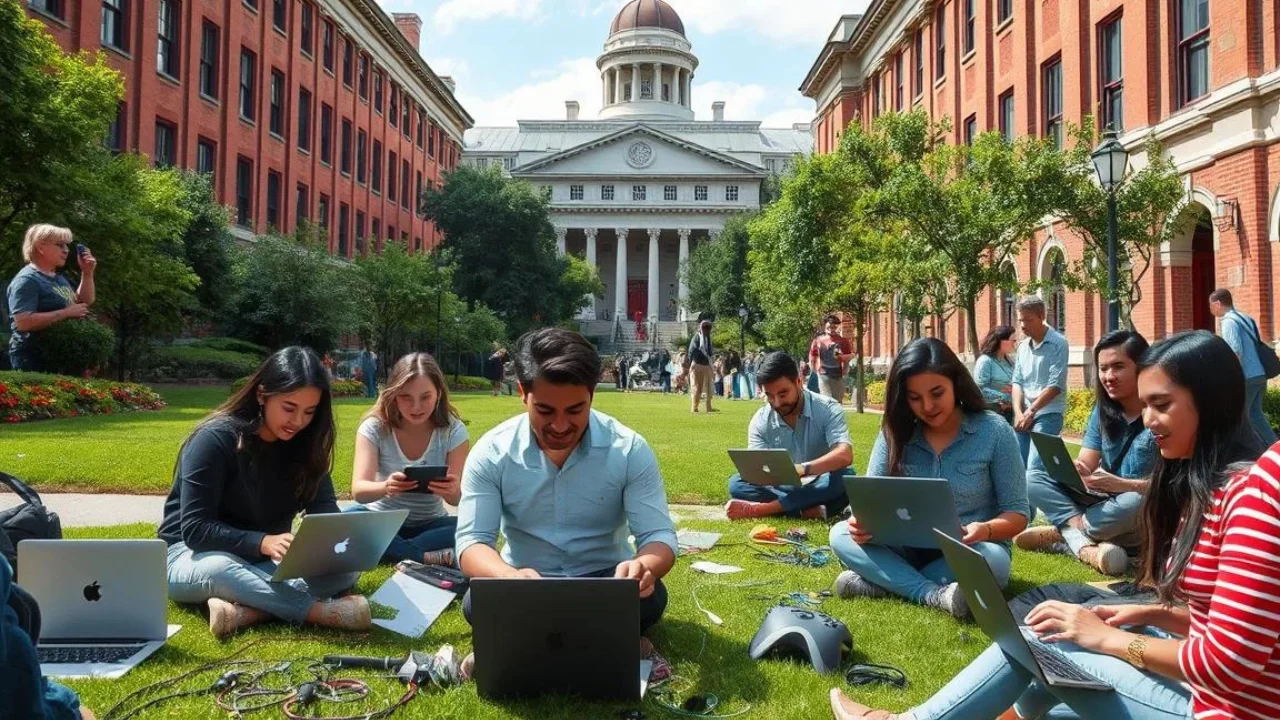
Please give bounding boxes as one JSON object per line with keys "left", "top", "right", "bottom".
{"left": 402, "top": 102, "right": 411, "bottom": 139}
{"left": 196, "top": 137, "right": 215, "bottom": 177}
{"left": 428, "top": 125, "right": 438, "bottom": 157}
{"left": 341, "top": 38, "right": 353, "bottom": 86}
{"left": 387, "top": 225, "right": 395, "bottom": 243}
{"left": 340, "top": 118, "right": 351, "bottom": 174}
{"left": 105, "top": 102, "right": 126, "bottom": 152}
{"left": 570, "top": 185, "right": 584, "bottom": 200}
{"left": 371, "top": 140, "right": 382, "bottom": 193}
{"left": 272, "top": 0, "right": 285, "bottom": 31}
{"left": 1178, "top": 0, "right": 1210, "bottom": 105}
{"left": 997, "top": 0, "right": 1012, "bottom": 24}
{"left": 641, "top": 79, "right": 653, "bottom": 99}
{"left": 153, "top": 121, "right": 176, "bottom": 167}
{"left": 725, "top": 185, "right": 739, "bottom": 202}
{"left": 540, "top": 185, "right": 552, "bottom": 201}
{"left": 502, "top": 156, "right": 514, "bottom": 171}
{"left": 416, "top": 110, "right": 425, "bottom": 148}
{"left": 373, "top": 70, "right": 383, "bottom": 112}
{"left": 296, "top": 183, "right": 309, "bottom": 227}
{"left": 239, "top": 48, "right": 256, "bottom": 121}
{"left": 244, "top": 0, "right": 257, "bottom": 10}
{"left": 338, "top": 203, "right": 349, "bottom": 255}
{"left": 102, "top": 0, "right": 128, "bottom": 51}
{"left": 963, "top": 114, "right": 977, "bottom": 145}
{"left": 318, "top": 194, "right": 329, "bottom": 234}
{"left": 197, "top": 23, "right": 219, "bottom": 99}
{"left": 400, "top": 159, "right": 410, "bottom": 209}
{"left": 322, "top": 20, "right": 334, "bottom": 71}
{"left": 319, "top": 103, "right": 332, "bottom": 164}
{"left": 601, "top": 184, "right": 614, "bottom": 201}
{"left": 415, "top": 173, "right": 422, "bottom": 215}
{"left": 389, "top": 86, "right": 399, "bottom": 127}
{"left": 355, "top": 210, "right": 366, "bottom": 253}
{"left": 999, "top": 90, "right": 1014, "bottom": 142}
{"left": 356, "top": 130, "right": 366, "bottom": 184}
{"left": 1043, "top": 58, "right": 1063, "bottom": 148}
{"left": 29, "top": 0, "right": 64, "bottom": 20}
{"left": 297, "top": 88, "right": 311, "bottom": 151}
{"left": 872, "top": 73, "right": 881, "bottom": 117}
{"left": 694, "top": 184, "right": 707, "bottom": 201}
{"left": 1047, "top": 248, "right": 1068, "bottom": 333}
{"left": 388, "top": 151, "right": 397, "bottom": 202}
{"left": 895, "top": 53, "right": 904, "bottom": 110}
{"left": 914, "top": 29, "right": 924, "bottom": 97}
{"left": 935, "top": 4, "right": 946, "bottom": 78}
{"left": 266, "top": 171, "right": 281, "bottom": 229}
{"left": 963, "top": 0, "right": 975, "bottom": 55}
{"left": 157, "top": 0, "right": 180, "bottom": 78}
{"left": 632, "top": 185, "right": 646, "bottom": 201}
{"left": 269, "top": 69, "right": 284, "bottom": 136}
{"left": 358, "top": 55, "right": 368, "bottom": 99}
{"left": 664, "top": 185, "right": 677, "bottom": 201}
{"left": 235, "top": 157, "right": 253, "bottom": 228}
{"left": 300, "top": 2, "right": 313, "bottom": 55}
{"left": 371, "top": 218, "right": 380, "bottom": 244}
{"left": 1099, "top": 15, "right": 1124, "bottom": 131}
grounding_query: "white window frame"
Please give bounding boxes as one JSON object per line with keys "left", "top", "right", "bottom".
{"left": 601, "top": 184, "right": 615, "bottom": 201}
{"left": 632, "top": 185, "right": 646, "bottom": 201}
{"left": 725, "top": 185, "right": 739, "bottom": 202}
{"left": 570, "top": 184, "right": 584, "bottom": 201}
{"left": 664, "top": 185, "right": 677, "bottom": 201}
{"left": 694, "top": 185, "right": 707, "bottom": 201}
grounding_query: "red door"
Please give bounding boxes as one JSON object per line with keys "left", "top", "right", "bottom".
{"left": 627, "top": 279, "right": 647, "bottom": 319}
{"left": 1191, "top": 226, "right": 1215, "bottom": 332}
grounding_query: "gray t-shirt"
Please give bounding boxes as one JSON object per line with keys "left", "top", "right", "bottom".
{"left": 6, "top": 264, "right": 76, "bottom": 359}
{"left": 358, "top": 415, "right": 469, "bottom": 526}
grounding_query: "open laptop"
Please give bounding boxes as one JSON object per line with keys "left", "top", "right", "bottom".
{"left": 271, "top": 509, "right": 408, "bottom": 581}
{"left": 470, "top": 578, "right": 644, "bottom": 701}
{"left": 843, "top": 476, "right": 964, "bottom": 548}
{"left": 935, "top": 529, "right": 1112, "bottom": 691}
{"left": 1031, "top": 432, "right": 1106, "bottom": 500}
{"left": 18, "top": 539, "right": 179, "bottom": 679}
{"left": 729, "top": 449, "right": 815, "bottom": 486}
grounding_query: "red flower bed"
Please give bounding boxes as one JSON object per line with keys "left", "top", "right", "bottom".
{"left": 0, "top": 372, "right": 166, "bottom": 423}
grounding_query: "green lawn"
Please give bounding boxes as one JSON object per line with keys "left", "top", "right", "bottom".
{"left": 61, "top": 521, "right": 1107, "bottom": 720}
{"left": 0, "top": 386, "right": 884, "bottom": 504}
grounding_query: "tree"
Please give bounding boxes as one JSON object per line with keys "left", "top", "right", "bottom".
{"left": 173, "top": 171, "right": 235, "bottom": 323}
{"left": 682, "top": 214, "right": 766, "bottom": 345}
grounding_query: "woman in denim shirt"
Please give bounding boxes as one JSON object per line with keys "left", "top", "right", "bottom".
{"left": 829, "top": 338, "right": 1028, "bottom": 618}
{"left": 973, "top": 326, "right": 1017, "bottom": 423}
{"left": 1017, "top": 330, "right": 1157, "bottom": 576}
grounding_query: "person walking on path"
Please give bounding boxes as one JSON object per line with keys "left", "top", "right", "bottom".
{"left": 809, "top": 315, "right": 854, "bottom": 405}
{"left": 687, "top": 320, "right": 715, "bottom": 413}
{"left": 1210, "top": 288, "right": 1278, "bottom": 445}
{"left": 973, "top": 326, "right": 1017, "bottom": 423}
{"left": 1011, "top": 297, "right": 1069, "bottom": 481}
{"left": 357, "top": 344, "right": 378, "bottom": 398}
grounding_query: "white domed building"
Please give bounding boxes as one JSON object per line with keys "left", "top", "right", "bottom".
{"left": 463, "top": 0, "right": 813, "bottom": 345}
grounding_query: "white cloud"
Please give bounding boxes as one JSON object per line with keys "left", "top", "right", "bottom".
{"left": 460, "top": 57, "right": 605, "bottom": 126}
{"left": 424, "top": 56, "right": 471, "bottom": 82}
{"left": 665, "top": 0, "right": 869, "bottom": 45}
{"left": 761, "top": 107, "right": 814, "bottom": 127}
{"left": 691, "top": 80, "right": 769, "bottom": 120}
{"left": 431, "top": 0, "right": 545, "bottom": 34}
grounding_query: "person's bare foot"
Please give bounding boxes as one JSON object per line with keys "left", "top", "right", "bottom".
{"left": 725, "top": 499, "right": 776, "bottom": 520}
{"left": 1014, "top": 525, "right": 1065, "bottom": 552}
{"left": 207, "top": 598, "right": 270, "bottom": 639}
{"left": 829, "top": 689, "right": 901, "bottom": 719}
{"left": 307, "top": 595, "right": 371, "bottom": 630}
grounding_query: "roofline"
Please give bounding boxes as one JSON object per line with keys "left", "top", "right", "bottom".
{"left": 799, "top": 13, "right": 864, "bottom": 96}
{"left": 799, "top": 1, "right": 899, "bottom": 98}
{"left": 510, "top": 123, "right": 770, "bottom": 175}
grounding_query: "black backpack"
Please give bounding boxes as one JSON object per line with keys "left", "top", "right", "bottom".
{"left": 0, "top": 472, "right": 62, "bottom": 573}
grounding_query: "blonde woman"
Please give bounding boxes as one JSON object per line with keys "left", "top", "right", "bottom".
{"left": 6, "top": 224, "right": 97, "bottom": 371}
{"left": 347, "top": 353, "right": 469, "bottom": 566}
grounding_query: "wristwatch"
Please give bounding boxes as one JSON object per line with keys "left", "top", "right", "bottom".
{"left": 801, "top": 463, "right": 811, "bottom": 477}
{"left": 1126, "top": 635, "right": 1148, "bottom": 669}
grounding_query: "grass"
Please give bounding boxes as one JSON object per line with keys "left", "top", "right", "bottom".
{"left": 60, "top": 521, "right": 1108, "bottom": 720}
{"left": 0, "top": 386, "right": 884, "bottom": 504}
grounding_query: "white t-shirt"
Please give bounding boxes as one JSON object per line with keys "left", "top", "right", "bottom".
{"left": 358, "top": 415, "right": 469, "bottom": 526}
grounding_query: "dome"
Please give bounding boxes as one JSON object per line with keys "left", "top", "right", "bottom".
{"left": 609, "top": 0, "right": 685, "bottom": 37}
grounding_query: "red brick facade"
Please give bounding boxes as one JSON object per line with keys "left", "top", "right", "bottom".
{"left": 803, "top": 0, "right": 1280, "bottom": 386}
{"left": 25, "top": 0, "right": 471, "bottom": 257}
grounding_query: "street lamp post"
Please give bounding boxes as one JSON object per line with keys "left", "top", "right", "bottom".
{"left": 737, "top": 304, "right": 748, "bottom": 358}
{"left": 1091, "top": 130, "right": 1130, "bottom": 332}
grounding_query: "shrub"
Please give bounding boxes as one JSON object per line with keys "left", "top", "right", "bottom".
{"left": 1063, "top": 389, "right": 1096, "bottom": 433}
{"left": 27, "top": 319, "right": 115, "bottom": 377}
{"left": 449, "top": 376, "right": 493, "bottom": 392}
{"left": 186, "top": 337, "right": 270, "bottom": 357}
{"left": 1264, "top": 387, "right": 1280, "bottom": 433}
{"left": 229, "top": 377, "right": 363, "bottom": 397}
{"left": 0, "top": 371, "right": 165, "bottom": 423}
{"left": 144, "top": 345, "right": 262, "bottom": 381}
{"left": 864, "top": 381, "right": 886, "bottom": 406}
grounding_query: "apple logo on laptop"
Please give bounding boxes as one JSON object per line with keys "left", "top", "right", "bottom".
{"left": 1052, "top": 456, "right": 1061, "bottom": 466}
{"left": 896, "top": 508, "right": 912, "bottom": 521}
{"left": 334, "top": 538, "right": 350, "bottom": 555}
{"left": 762, "top": 465, "right": 772, "bottom": 474}
{"left": 83, "top": 581, "right": 102, "bottom": 602}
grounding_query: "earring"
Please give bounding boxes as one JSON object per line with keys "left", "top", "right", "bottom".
{"left": 258, "top": 403, "right": 265, "bottom": 426}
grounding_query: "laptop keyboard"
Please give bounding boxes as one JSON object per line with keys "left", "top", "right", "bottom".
{"left": 1030, "top": 641, "right": 1098, "bottom": 684}
{"left": 39, "top": 644, "right": 145, "bottom": 665}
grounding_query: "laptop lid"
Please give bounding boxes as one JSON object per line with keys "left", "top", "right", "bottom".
{"left": 728, "top": 448, "right": 802, "bottom": 486}
{"left": 18, "top": 539, "right": 168, "bottom": 642}
{"left": 843, "top": 476, "right": 963, "bottom": 548}
{"left": 271, "top": 509, "right": 409, "bottom": 581}
{"left": 1030, "top": 432, "right": 1096, "bottom": 497}
{"left": 470, "top": 578, "right": 640, "bottom": 701}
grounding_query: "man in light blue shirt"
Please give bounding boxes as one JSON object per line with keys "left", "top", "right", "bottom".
{"left": 455, "top": 328, "right": 678, "bottom": 632}
{"left": 1210, "top": 288, "right": 1278, "bottom": 445}
{"left": 726, "top": 352, "right": 853, "bottom": 520}
{"left": 1010, "top": 296, "right": 1069, "bottom": 476}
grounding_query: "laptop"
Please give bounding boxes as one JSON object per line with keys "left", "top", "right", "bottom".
{"left": 1031, "top": 432, "right": 1106, "bottom": 500}
{"left": 935, "top": 529, "right": 1112, "bottom": 691}
{"left": 18, "top": 539, "right": 179, "bottom": 679}
{"left": 843, "top": 476, "right": 964, "bottom": 548}
{"left": 728, "top": 449, "right": 815, "bottom": 486}
{"left": 271, "top": 509, "right": 409, "bottom": 581}
{"left": 470, "top": 578, "right": 643, "bottom": 701}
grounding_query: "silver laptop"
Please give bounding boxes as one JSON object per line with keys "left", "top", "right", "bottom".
{"left": 843, "top": 476, "right": 964, "bottom": 548}
{"left": 1031, "top": 432, "right": 1106, "bottom": 499}
{"left": 18, "top": 539, "right": 178, "bottom": 679}
{"left": 935, "top": 530, "right": 1112, "bottom": 691}
{"left": 728, "top": 449, "right": 815, "bottom": 486}
{"left": 271, "top": 509, "right": 408, "bottom": 581}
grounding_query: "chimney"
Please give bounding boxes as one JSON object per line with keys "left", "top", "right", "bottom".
{"left": 712, "top": 101, "right": 725, "bottom": 122}
{"left": 565, "top": 101, "right": 580, "bottom": 121}
{"left": 392, "top": 13, "right": 422, "bottom": 53}
{"left": 439, "top": 76, "right": 457, "bottom": 93}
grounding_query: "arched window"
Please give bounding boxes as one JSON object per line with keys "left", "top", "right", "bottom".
{"left": 1047, "top": 249, "right": 1068, "bottom": 333}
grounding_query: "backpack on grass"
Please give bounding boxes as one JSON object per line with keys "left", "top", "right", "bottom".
{"left": 0, "top": 472, "right": 62, "bottom": 574}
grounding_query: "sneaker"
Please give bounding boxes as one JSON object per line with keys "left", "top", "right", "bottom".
{"left": 833, "top": 570, "right": 889, "bottom": 600}
{"left": 924, "top": 582, "right": 970, "bottom": 619}
{"left": 1078, "top": 542, "right": 1128, "bottom": 576}
{"left": 1014, "top": 526, "right": 1064, "bottom": 552}
{"left": 207, "top": 598, "right": 269, "bottom": 639}
{"left": 422, "top": 549, "right": 456, "bottom": 567}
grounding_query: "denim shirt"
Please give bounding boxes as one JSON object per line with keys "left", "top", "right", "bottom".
{"left": 1, "top": 556, "right": 82, "bottom": 720}
{"left": 747, "top": 389, "right": 852, "bottom": 465}
{"left": 1011, "top": 327, "right": 1069, "bottom": 416}
{"left": 973, "top": 354, "right": 1014, "bottom": 405}
{"left": 1081, "top": 406, "right": 1157, "bottom": 479}
{"left": 1221, "top": 309, "right": 1265, "bottom": 380}
{"left": 866, "top": 411, "right": 1029, "bottom": 539}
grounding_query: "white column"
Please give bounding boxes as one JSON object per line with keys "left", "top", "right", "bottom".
{"left": 677, "top": 228, "right": 690, "bottom": 321}
{"left": 673, "top": 68, "right": 682, "bottom": 106}
{"left": 685, "top": 73, "right": 693, "bottom": 108}
{"left": 647, "top": 228, "right": 660, "bottom": 322}
{"left": 613, "top": 67, "right": 621, "bottom": 104}
{"left": 654, "top": 61, "right": 664, "bottom": 102}
{"left": 630, "top": 63, "right": 640, "bottom": 101}
{"left": 584, "top": 227, "right": 598, "bottom": 318}
{"left": 555, "top": 226, "right": 567, "bottom": 255}
{"left": 614, "top": 228, "right": 628, "bottom": 321}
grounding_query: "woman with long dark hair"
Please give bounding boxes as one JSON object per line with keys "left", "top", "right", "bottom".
{"left": 831, "top": 330, "right": 1275, "bottom": 720}
{"left": 159, "top": 347, "right": 371, "bottom": 638}
{"left": 1017, "top": 330, "right": 1156, "bottom": 576}
{"left": 828, "top": 339, "right": 1028, "bottom": 618}
{"left": 973, "top": 325, "right": 1017, "bottom": 422}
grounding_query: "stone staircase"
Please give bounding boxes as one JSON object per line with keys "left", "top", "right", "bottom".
{"left": 579, "top": 319, "right": 694, "bottom": 355}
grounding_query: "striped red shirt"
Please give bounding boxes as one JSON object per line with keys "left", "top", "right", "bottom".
{"left": 1177, "top": 444, "right": 1280, "bottom": 719}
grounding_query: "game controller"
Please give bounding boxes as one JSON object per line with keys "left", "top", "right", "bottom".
{"left": 747, "top": 605, "right": 852, "bottom": 673}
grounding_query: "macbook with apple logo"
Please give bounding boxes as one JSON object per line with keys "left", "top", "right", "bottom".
{"left": 842, "top": 476, "right": 964, "bottom": 548}
{"left": 270, "top": 509, "right": 408, "bottom": 581}
{"left": 17, "top": 539, "right": 179, "bottom": 678}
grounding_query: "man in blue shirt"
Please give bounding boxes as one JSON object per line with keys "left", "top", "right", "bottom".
{"left": 1010, "top": 297, "right": 1069, "bottom": 477}
{"left": 455, "top": 328, "right": 678, "bottom": 633}
{"left": 1210, "top": 288, "right": 1278, "bottom": 445}
{"left": 725, "top": 352, "right": 853, "bottom": 520}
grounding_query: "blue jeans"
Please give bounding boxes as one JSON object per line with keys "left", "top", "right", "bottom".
{"left": 343, "top": 505, "right": 457, "bottom": 563}
{"left": 461, "top": 565, "right": 669, "bottom": 634}
{"left": 362, "top": 373, "right": 377, "bottom": 398}
{"left": 1016, "top": 412, "right": 1064, "bottom": 479}
{"left": 906, "top": 631, "right": 1189, "bottom": 720}
{"left": 828, "top": 525, "right": 1012, "bottom": 603}
{"left": 731, "top": 374, "right": 742, "bottom": 399}
{"left": 1245, "top": 376, "right": 1278, "bottom": 446}
{"left": 728, "top": 468, "right": 849, "bottom": 517}
{"left": 661, "top": 373, "right": 671, "bottom": 393}
{"left": 744, "top": 372, "right": 756, "bottom": 399}
{"left": 1028, "top": 471, "right": 1143, "bottom": 548}
{"left": 166, "top": 542, "right": 359, "bottom": 624}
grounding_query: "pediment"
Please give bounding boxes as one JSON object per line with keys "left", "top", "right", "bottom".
{"left": 513, "top": 125, "right": 765, "bottom": 177}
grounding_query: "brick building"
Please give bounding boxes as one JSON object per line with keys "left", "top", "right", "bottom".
{"left": 24, "top": 0, "right": 472, "bottom": 257}
{"left": 802, "top": 0, "right": 1279, "bottom": 386}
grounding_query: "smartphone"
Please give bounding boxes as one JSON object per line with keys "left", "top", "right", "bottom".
{"left": 402, "top": 465, "right": 448, "bottom": 493}
{"left": 76, "top": 244, "right": 88, "bottom": 258}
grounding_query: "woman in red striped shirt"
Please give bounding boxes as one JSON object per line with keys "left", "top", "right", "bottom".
{"left": 831, "top": 330, "right": 1273, "bottom": 720}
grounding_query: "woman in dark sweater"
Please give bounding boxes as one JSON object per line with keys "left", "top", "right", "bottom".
{"left": 158, "top": 347, "right": 371, "bottom": 638}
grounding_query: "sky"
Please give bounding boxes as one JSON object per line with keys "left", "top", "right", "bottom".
{"left": 373, "top": 0, "right": 872, "bottom": 129}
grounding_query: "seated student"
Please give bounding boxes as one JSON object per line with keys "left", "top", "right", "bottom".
{"left": 830, "top": 330, "right": 1272, "bottom": 720}
{"left": 455, "top": 328, "right": 678, "bottom": 635}
{"left": 828, "top": 338, "right": 1028, "bottom": 619}
{"left": 1016, "top": 330, "right": 1156, "bottom": 576}
{"left": 159, "top": 347, "right": 371, "bottom": 639}
{"left": 347, "top": 352, "right": 468, "bottom": 566}
{"left": 725, "top": 352, "right": 853, "bottom": 520}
